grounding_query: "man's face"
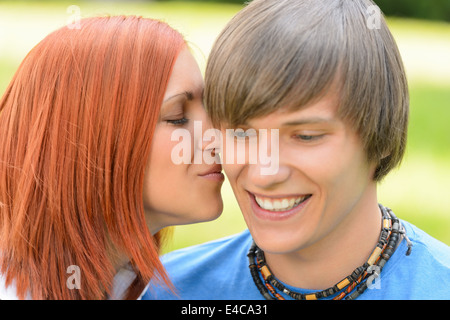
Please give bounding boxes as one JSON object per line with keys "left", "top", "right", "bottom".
{"left": 222, "top": 92, "right": 377, "bottom": 254}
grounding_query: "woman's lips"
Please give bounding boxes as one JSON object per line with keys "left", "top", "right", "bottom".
{"left": 248, "top": 191, "right": 312, "bottom": 221}
{"left": 198, "top": 164, "right": 225, "bottom": 182}
{"left": 199, "top": 172, "right": 225, "bottom": 182}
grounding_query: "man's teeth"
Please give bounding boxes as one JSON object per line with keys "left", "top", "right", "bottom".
{"left": 254, "top": 195, "right": 310, "bottom": 211}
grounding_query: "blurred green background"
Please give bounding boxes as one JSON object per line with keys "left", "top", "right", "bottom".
{"left": 0, "top": 1, "right": 449, "bottom": 253}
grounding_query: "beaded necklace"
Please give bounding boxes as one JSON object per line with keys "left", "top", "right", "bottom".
{"left": 247, "top": 204, "right": 413, "bottom": 300}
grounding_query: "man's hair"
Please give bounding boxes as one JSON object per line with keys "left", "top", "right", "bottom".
{"left": 205, "top": 0, "right": 409, "bottom": 181}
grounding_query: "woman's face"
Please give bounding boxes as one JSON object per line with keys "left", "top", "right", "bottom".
{"left": 143, "top": 47, "right": 224, "bottom": 234}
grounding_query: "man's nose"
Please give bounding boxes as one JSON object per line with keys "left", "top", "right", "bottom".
{"left": 246, "top": 162, "right": 290, "bottom": 190}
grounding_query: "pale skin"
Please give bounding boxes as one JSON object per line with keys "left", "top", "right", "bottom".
{"left": 143, "top": 47, "right": 224, "bottom": 235}
{"left": 111, "top": 47, "right": 224, "bottom": 271}
{"left": 222, "top": 90, "right": 382, "bottom": 290}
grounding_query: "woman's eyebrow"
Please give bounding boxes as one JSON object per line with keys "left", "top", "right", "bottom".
{"left": 163, "top": 91, "right": 194, "bottom": 103}
{"left": 163, "top": 87, "right": 205, "bottom": 103}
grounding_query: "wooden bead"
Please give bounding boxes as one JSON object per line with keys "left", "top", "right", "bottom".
{"left": 336, "top": 277, "right": 351, "bottom": 290}
{"left": 383, "top": 218, "right": 391, "bottom": 230}
{"left": 368, "top": 246, "right": 383, "bottom": 265}
{"left": 260, "top": 265, "right": 271, "bottom": 279}
{"left": 305, "top": 293, "right": 317, "bottom": 300}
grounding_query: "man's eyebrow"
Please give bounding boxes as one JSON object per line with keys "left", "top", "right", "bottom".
{"left": 281, "top": 117, "right": 336, "bottom": 126}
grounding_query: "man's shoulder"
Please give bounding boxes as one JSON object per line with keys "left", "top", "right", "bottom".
{"left": 402, "top": 220, "right": 450, "bottom": 267}
{"left": 143, "top": 229, "right": 255, "bottom": 300}
{"left": 161, "top": 228, "right": 252, "bottom": 267}
{"left": 367, "top": 220, "right": 450, "bottom": 299}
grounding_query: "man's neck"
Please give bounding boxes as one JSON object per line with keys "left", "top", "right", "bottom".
{"left": 264, "top": 187, "right": 381, "bottom": 290}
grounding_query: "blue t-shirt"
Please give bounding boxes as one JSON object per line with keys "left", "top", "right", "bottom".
{"left": 142, "top": 220, "right": 450, "bottom": 300}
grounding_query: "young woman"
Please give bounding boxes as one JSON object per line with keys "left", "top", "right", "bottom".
{"left": 0, "top": 16, "right": 224, "bottom": 300}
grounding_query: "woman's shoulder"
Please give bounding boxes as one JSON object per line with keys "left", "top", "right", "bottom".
{"left": 0, "top": 273, "right": 27, "bottom": 300}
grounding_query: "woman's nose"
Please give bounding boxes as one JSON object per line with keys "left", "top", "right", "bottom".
{"left": 193, "top": 115, "right": 222, "bottom": 164}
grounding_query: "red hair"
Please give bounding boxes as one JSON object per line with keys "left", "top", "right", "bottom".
{"left": 0, "top": 16, "right": 185, "bottom": 299}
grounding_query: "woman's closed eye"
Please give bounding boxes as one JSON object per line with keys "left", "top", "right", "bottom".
{"left": 166, "top": 117, "right": 189, "bottom": 126}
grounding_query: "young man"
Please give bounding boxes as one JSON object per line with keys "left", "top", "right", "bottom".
{"left": 143, "top": 0, "right": 450, "bottom": 300}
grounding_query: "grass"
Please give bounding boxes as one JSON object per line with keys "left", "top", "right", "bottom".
{"left": 0, "top": 1, "right": 449, "bottom": 252}
{"left": 407, "top": 84, "right": 450, "bottom": 159}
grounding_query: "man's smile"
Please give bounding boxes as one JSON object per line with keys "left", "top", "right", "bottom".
{"left": 252, "top": 193, "right": 312, "bottom": 212}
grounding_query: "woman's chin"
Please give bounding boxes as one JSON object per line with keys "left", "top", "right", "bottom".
{"left": 191, "top": 200, "right": 224, "bottom": 224}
